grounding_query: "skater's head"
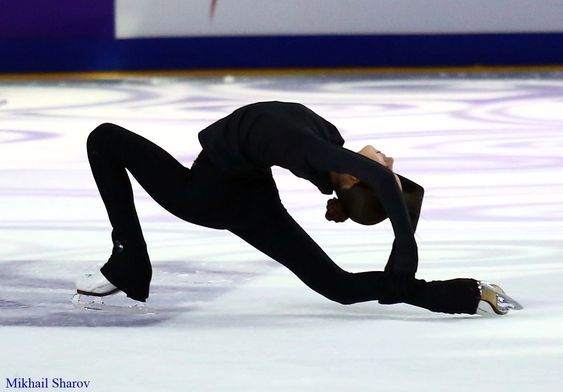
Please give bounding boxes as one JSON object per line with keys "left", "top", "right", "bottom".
{"left": 331, "top": 182, "right": 388, "bottom": 225}
{"left": 327, "top": 146, "right": 406, "bottom": 225}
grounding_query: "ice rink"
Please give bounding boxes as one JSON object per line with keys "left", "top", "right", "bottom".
{"left": 1, "top": 72, "right": 562, "bottom": 391}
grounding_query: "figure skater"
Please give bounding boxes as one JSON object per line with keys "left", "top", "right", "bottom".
{"left": 76, "top": 101, "right": 521, "bottom": 315}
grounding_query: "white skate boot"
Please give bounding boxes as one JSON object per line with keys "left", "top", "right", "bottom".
{"left": 476, "top": 282, "right": 523, "bottom": 316}
{"left": 73, "top": 271, "right": 151, "bottom": 313}
{"left": 75, "top": 270, "right": 120, "bottom": 297}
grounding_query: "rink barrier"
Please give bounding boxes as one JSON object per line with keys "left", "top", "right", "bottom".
{"left": 1, "top": 33, "right": 563, "bottom": 73}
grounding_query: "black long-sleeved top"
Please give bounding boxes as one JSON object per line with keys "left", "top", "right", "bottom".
{"left": 199, "top": 101, "right": 419, "bottom": 273}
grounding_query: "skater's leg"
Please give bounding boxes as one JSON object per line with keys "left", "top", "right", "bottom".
{"left": 87, "top": 123, "right": 193, "bottom": 245}
{"left": 230, "top": 208, "right": 391, "bottom": 305}
{"left": 400, "top": 278, "right": 480, "bottom": 314}
{"left": 86, "top": 123, "right": 191, "bottom": 301}
{"left": 230, "top": 208, "right": 480, "bottom": 313}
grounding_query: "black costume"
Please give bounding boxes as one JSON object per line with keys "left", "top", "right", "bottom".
{"left": 87, "top": 101, "right": 480, "bottom": 313}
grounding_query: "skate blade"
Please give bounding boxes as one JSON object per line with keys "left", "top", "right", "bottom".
{"left": 476, "top": 294, "right": 523, "bottom": 316}
{"left": 76, "top": 287, "right": 120, "bottom": 297}
{"left": 489, "top": 284, "right": 523, "bottom": 311}
{"left": 479, "top": 282, "right": 523, "bottom": 315}
{"left": 497, "top": 291, "right": 523, "bottom": 311}
{"left": 71, "top": 294, "right": 155, "bottom": 315}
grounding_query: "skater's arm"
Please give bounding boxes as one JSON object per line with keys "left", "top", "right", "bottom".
{"left": 396, "top": 174, "right": 424, "bottom": 233}
{"left": 385, "top": 175, "right": 423, "bottom": 274}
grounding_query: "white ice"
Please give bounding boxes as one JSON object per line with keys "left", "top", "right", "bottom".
{"left": 0, "top": 74, "right": 562, "bottom": 391}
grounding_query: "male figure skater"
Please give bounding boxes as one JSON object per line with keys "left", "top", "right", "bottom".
{"left": 76, "top": 101, "right": 521, "bottom": 315}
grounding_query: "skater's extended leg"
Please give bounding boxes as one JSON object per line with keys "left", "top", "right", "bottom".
{"left": 230, "top": 208, "right": 480, "bottom": 314}
{"left": 400, "top": 278, "right": 480, "bottom": 314}
{"left": 86, "top": 123, "right": 191, "bottom": 301}
{"left": 230, "top": 208, "right": 389, "bottom": 305}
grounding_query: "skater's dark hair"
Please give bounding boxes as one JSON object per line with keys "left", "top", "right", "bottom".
{"left": 330, "top": 174, "right": 424, "bottom": 226}
{"left": 334, "top": 182, "right": 387, "bottom": 225}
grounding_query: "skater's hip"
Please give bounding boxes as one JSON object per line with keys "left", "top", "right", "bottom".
{"left": 182, "top": 150, "right": 284, "bottom": 230}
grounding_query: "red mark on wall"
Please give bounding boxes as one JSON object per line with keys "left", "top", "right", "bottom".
{"left": 210, "top": 0, "right": 219, "bottom": 20}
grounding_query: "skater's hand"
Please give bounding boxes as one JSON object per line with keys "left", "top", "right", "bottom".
{"left": 325, "top": 198, "right": 349, "bottom": 223}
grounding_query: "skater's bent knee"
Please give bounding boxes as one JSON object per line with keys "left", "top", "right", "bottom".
{"left": 87, "top": 123, "right": 121, "bottom": 150}
{"left": 90, "top": 123, "right": 120, "bottom": 139}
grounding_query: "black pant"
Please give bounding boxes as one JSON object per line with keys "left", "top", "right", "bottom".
{"left": 86, "top": 123, "right": 480, "bottom": 313}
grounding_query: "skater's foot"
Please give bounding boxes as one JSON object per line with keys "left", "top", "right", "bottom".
{"left": 96, "top": 239, "right": 151, "bottom": 302}
{"left": 477, "top": 282, "right": 523, "bottom": 316}
{"left": 76, "top": 270, "right": 120, "bottom": 297}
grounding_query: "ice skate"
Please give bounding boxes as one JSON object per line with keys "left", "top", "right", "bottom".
{"left": 71, "top": 293, "right": 154, "bottom": 314}
{"left": 75, "top": 270, "right": 120, "bottom": 297}
{"left": 476, "top": 282, "right": 523, "bottom": 316}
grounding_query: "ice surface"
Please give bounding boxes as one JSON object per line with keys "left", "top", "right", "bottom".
{"left": 1, "top": 73, "right": 562, "bottom": 391}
